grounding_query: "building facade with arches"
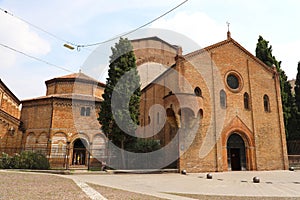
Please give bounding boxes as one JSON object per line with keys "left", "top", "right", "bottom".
{"left": 136, "top": 34, "right": 288, "bottom": 172}
{"left": 18, "top": 33, "right": 288, "bottom": 172}
{"left": 20, "top": 72, "right": 106, "bottom": 168}
{"left": 0, "top": 79, "right": 22, "bottom": 152}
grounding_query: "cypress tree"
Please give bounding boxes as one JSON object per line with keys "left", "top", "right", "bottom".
{"left": 295, "top": 62, "right": 300, "bottom": 111}
{"left": 98, "top": 38, "right": 141, "bottom": 152}
{"left": 290, "top": 62, "right": 300, "bottom": 140}
{"left": 255, "top": 35, "right": 294, "bottom": 139}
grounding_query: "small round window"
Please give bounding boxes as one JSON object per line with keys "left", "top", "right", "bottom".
{"left": 226, "top": 74, "right": 239, "bottom": 90}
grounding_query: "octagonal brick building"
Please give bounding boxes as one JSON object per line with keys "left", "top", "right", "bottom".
{"left": 21, "top": 72, "right": 106, "bottom": 167}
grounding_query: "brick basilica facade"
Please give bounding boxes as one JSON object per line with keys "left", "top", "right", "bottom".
{"left": 0, "top": 79, "right": 22, "bottom": 152}
{"left": 0, "top": 32, "right": 289, "bottom": 172}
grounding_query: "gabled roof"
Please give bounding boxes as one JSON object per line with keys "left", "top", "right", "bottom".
{"left": 45, "top": 72, "right": 106, "bottom": 87}
{"left": 0, "top": 79, "right": 20, "bottom": 104}
{"left": 141, "top": 36, "right": 276, "bottom": 91}
{"left": 184, "top": 37, "right": 275, "bottom": 74}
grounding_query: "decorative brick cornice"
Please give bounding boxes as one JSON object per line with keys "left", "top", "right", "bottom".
{"left": 184, "top": 38, "right": 275, "bottom": 75}
{"left": 0, "top": 79, "right": 20, "bottom": 104}
{"left": 0, "top": 109, "right": 20, "bottom": 125}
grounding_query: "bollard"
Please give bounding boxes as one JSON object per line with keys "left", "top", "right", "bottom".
{"left": 289, "top": 167, "right": 295, "bottom": 171}
{"left": 253, "top": 176, "right": 260, "bottom": 183}
{"left": 207, "top": 173, "right": 213, "bottom": 179}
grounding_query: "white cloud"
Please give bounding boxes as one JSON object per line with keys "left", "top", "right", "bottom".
{"left": 273, "top": 41, "right": 300, "bottom": 80}
{"left": 0, "top": 11, "right": 51, "bottom": 68}
{"left": 150, "top": 11, "right": 225, "bottom": 49}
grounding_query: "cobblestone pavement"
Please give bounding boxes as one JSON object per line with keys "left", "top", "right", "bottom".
{"left": 0, "top": 170, "right": 166, "bottom": 200}
{"left": 1, "top": 170, "right": 300, "bottom": 200}
{"left": 0, "top": 170, "right": 90, "bottom": 200}
{"left": 66, "top": 170, "right": 300, "bottom": 200}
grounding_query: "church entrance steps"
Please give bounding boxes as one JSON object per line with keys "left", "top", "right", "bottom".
{"left": 69, "top": 165, "right": 88, "bottom": 170}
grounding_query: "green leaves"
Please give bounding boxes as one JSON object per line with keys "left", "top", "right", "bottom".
{"left": 255, "top": 35, "right": 296, "bottom": 139}
{"left": 98, "top": 38, "right": 141, "bottom": 151}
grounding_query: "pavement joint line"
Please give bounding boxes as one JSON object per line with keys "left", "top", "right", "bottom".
{"left": 73, "top": 179, "right": 107, "bottom": 200}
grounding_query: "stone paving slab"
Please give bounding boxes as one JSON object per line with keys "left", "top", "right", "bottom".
{"left": 65, "top": 170, "right": 300, "bottom": 199}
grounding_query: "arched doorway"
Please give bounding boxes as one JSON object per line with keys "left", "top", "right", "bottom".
{"left": 227, "top": 133, "right": 246, "bottom": 171}
{"left": 72, "top": 139, "right": 87, "bottom": 165}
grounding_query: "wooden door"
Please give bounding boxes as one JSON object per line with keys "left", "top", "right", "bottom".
{"left": 230, "top": 148, "right": 241, "bottom": 171}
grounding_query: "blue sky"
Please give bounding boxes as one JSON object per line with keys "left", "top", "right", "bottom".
{"left": 0, "top": 0, "right": 299, "bottom": 100}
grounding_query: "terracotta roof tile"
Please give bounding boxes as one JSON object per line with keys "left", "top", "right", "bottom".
{"left": 45, "top": 72, "right": 106, "bottom": 87}
{"left": 22, "top": 94, "right": 102, "bottom": 103}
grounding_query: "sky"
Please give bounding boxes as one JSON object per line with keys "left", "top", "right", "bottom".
{"left": 0, "top": 0, "right": 299, "bottom": 100}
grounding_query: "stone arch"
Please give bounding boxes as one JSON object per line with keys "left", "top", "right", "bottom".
{"left": 51, "top": 132, "right": 67, "bottom": 158}
{"left": 71, "top": 137, "right": 89, "bottom": 166}
{"left": 25, "top": 132, "right": 36, "bottom": 149}
{"left": 36, "top": 132, "right": 48, "bottom": 150}
{"left": 221, "top": 119, "right": 256, "bottom": 171}
{"left": 226, "top": 133, "right": 247, "bottom": 171}
{"left": 178, "top": 107, "right": 196, "bottom": 129}
{"left": 69, "top": 132, "right": 91, "bottom": 145}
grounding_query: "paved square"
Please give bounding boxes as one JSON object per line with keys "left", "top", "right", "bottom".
{"left": 66, "top": 170, "right": 300, "bottom": 199}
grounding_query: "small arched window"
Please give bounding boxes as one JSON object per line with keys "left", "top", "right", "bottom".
{"left": 85, "top": 107, "right": 91, "bottom": 116}
{"left": 244, "top": 92, "right": 250, "bottom": 110}
{"left": 80, "top": 107, "right": 86, "bottom": 116}
{"left": 263, "top": 95, "right": 270, "bottom": 112}
{"left": 81, "top": 107, "right": 91, "bottom": 116}
{"left": 198, "top": 109, "right": 203, "bottom": 119}
{"left": 220, "top": 90, "right": 226, "bottom": 109}
{"left": 194, "top": 87, "right": 202, "bottom": 97}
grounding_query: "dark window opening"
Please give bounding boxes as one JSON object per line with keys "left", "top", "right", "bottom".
{"left": 85, "top": 107, "right": 90, "bottom": 116}
{"left": 80, "top": 107, "right": 91, "bottom": 116}
{"left": 263, "top": 95, "right": 270, "bottom": 112}
{"left": 220, "top": 90, "right": 227, "bottom": 109}
{"left": 194, "top": 87, "right": 202, "bottom": 97}
{"left": 244, "top": 92, "right": 250, "bottom": 110}
{"left": 227, "top": 74, "right": 239, "bottom": 90}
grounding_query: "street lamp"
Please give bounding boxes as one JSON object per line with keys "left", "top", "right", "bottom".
{"left": 63, "top": 43, "right": 75, "bottom": 50}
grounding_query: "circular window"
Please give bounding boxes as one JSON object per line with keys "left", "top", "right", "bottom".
{"left": 227, "top": 74, "right": 239, "bottom": 89}
{"left": 225, "top": 71, "right": 243, "bottom": 92}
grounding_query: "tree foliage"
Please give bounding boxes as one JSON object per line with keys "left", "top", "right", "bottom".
{"left": 255, "top": 35, "right": 296, "bottom": 139}
{"left": 98, "top": 38, "right": 141, "bottom": 150}
{"left": 133, "top": 139, "right": 161, "bottom": 153}
{"left": 0, "top": 151, "right": 50, "bottom": 169}
{"left": 295, "top": 62, "right": 300, "bottom": 111}
{"left": 291, "top": 62, "right": 300, "bottom": 140}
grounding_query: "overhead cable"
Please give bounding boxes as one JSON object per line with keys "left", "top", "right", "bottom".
{"left": 0, "top": 0, "right": 189, "bottom": 50}
{"left": 0, "top": 43, "right": 74, "bottom": 73}
{"left": 76, "top": 0, "right": 189, "bottom": 48}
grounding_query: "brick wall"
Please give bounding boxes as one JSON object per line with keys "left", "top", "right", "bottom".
{"left": 139, "top": 38, "right": 288, "bottom": 172}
